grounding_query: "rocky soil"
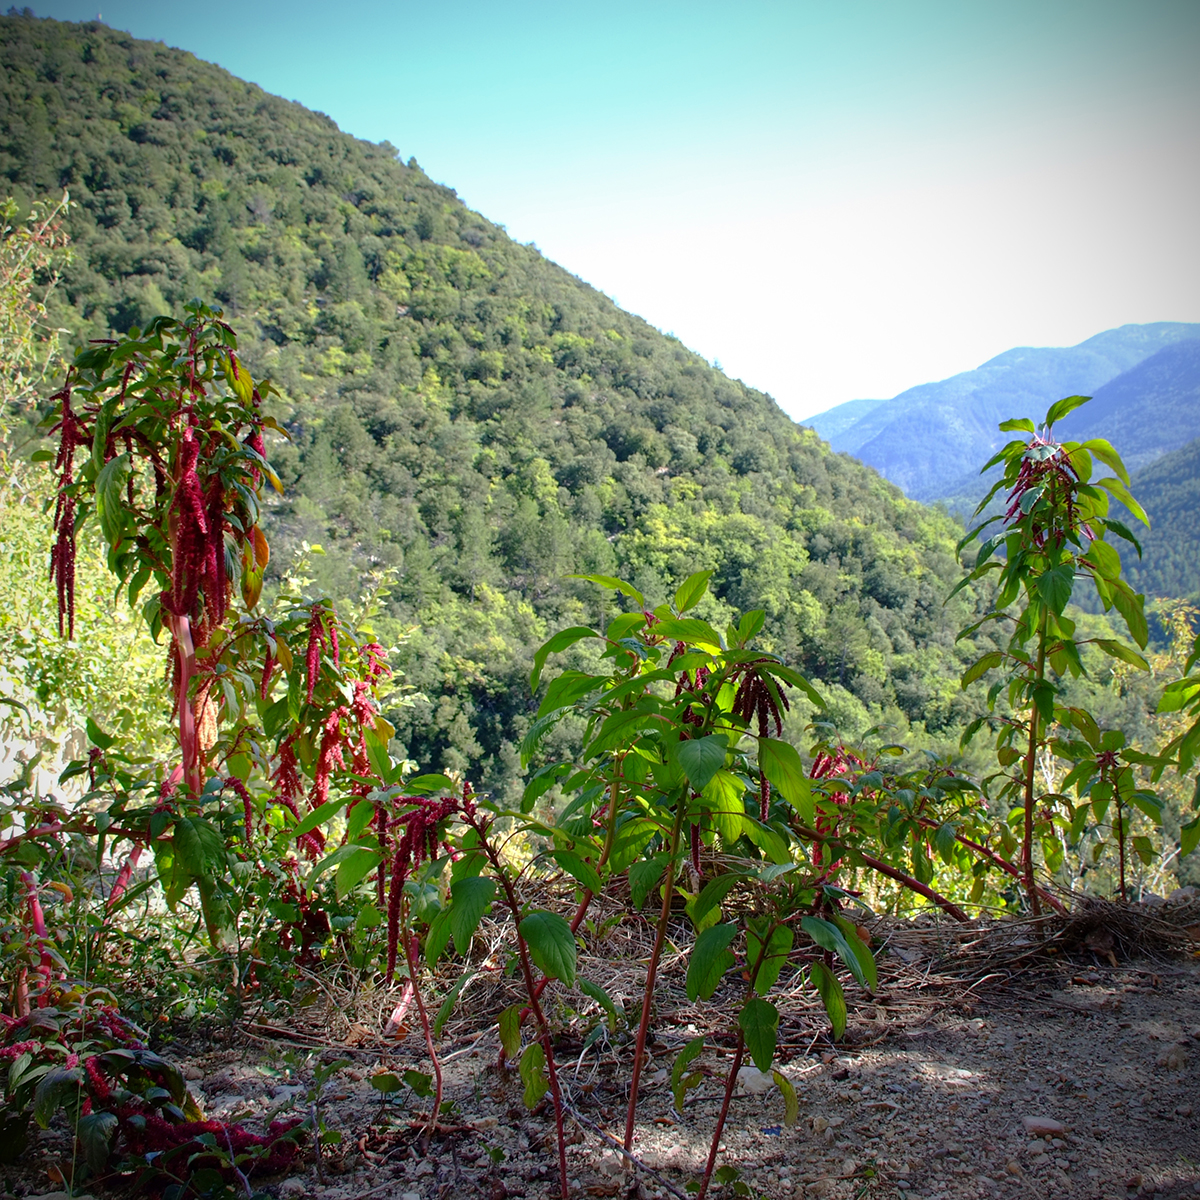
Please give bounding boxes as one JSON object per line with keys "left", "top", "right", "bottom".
{"left": 10, "top": 923, "right": 1200, "bottom": 1200}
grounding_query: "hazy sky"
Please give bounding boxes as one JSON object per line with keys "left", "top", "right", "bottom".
{"left": 36, "top": 0, "right": 1200, "bottom": 419}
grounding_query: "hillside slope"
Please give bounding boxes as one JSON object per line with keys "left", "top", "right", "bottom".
{"left": 1057, "top": 339, "right": 1200, "bottom": 475}
{"left": 1121, "top": 437, "right": 1200, "bottom": 601}
{"left": 810, "top": 323, "right": 1200, "bottom": 502}
{"left": 1, "top": 14, "right": 990, "bottom": 787}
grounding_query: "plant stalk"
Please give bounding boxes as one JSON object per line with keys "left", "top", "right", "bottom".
{"left": 401, "top": 905, "right": 444, "bottom": 1130}
{"left": 623, "top": 801, "right": 686, "bottom": 1154}
{"left": 1022, "top": 606, "right": 1049, "bottom": 917}
{"left": 477, "top": 819, "right": 570, "bottom": 1200}
{"left": 694, "top": 1035, "right": 744, "bottom": 1200}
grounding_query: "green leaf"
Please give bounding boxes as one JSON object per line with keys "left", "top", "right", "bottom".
{"left": 609, "top": 818, "right": 658, "bottom": 873}
{"left": 403, "top": 1069, "right": 433, "bottom": 1097}
{"left": 538, "top": 670, "right": 606, "bottom": 718}
{"left": 433, "top": 971, "right": 474, "bottom": 1037}
{"left": 579, "top": 978, "right": 619, "bottom": 1031}
{"left": 699, "top": 769, "right": 747, "bottom": 844}
{"left": 1079, "top": 437, "right": 1130, "bottom": 486}
{"left": 32, "top": 1067, "right": 82, "bottom": 1128}
{"left": 531, "top": 626, "right": 599, "bottom": 690}
{"left": 809, "top": 960, "right": 847, "bottom": 1040}
{"left": 450, "top": 876, "right": 495, "bottom": 955}
{"left": 829, "top": 914, "right": 878, "bottom": 990}
{"left": 85, "top": 716, "right": 114, "bottom": 750}
{"left": 738, "top": 997, "right": 779, "bottom": 1072}
{"left": 671, "top": 1037, "right": 705, "bottom": 1113}
{"left": 1094, "top": 640, "right": 1149, "bottom": 670}
{"left": 676, "top": 734, "right": 728, "bottom": 793}
{"left": 1036, "top": 564, "right": 1075, "bottom": 615}
{"left": 686, "top": 922, "right": 737, "bottom": 1001}
{"left": 674, "top": 570, "right": 713, "bottom": 613}
{"left": 1086, "top": 537, "right": 1123, "bottom": 581}
{"left": 1111, "top": 583, "right": 1149, "bottom": 649}
{"left": 293, "top": 795, "right": 351, "bottom": 838}
{"left": 690, "top": 871, "right": 745, "bottom": 929}
{"left": 519, "top": 1041, "right": 549, "bottom": 1109}
{"left": 1131, "top": 835, "right": 1155, "bottom": 866}
{"left": 746, "top": 924, "right": 793, "bottom": 995}
{"left": 1095, "top": 476, "right": 1149, "bottom": 525}
{"left": 998, "top": 417, "right": 1036, "bottom": 433}
{"left": 552, "top": 850, "right": 603, "bottom": 896}
{"left": 801, "top": 916, "right": 874, "bottom": 990}
{"left": 369, "top": 1071, "right": 402, "bottom": 1094}
{"left": 757, "top": 738, "right": 813, "bottom": 825}
{"left": 652, "top": 616, "right": 725, "bottom": 652}
{"left": 405, "top": 772, "right": 455, "bottom": 794}
{"left": 76, "top": 1111, "right": 118, "bottom": 1173}
{"left": 960, "top": 651, "right": 1004, "bottom": 689}
{"left": 335, "top": 848, "right": 382, "bottom": 899}
{"left": 172, "top": 816, "right": 225, "bottom": 875}
{"left": 570, "top": 573, "right": 645, "bottom": 606}
{"left": 629, "top": 854, "right": 668, "bottom": 909}
{"left": 737, "top": 609, "right": 767, "bottom": 643}
{"left": 933, "top": 820, "right": 958, "bottom": 864}
{"left": 742, "top": 817, "right": 792, "bottom": 865}
{"left": 772, "top": 1070, "right": 799, "bottom": 1125}
{"left": 1044, "top": 394, "right": 1091, "bottom": 427}
{"left": 498, "top": 1005, "right": 522, "bottom": 1059}
{"left": 519, "top": 910, "right": 577, "bottom": 986}
{"left": 95, "top": 452, "right": 131, "bottom": 545}
{"left": 1181, "top": 815, "right": 1200, "bottom": 858}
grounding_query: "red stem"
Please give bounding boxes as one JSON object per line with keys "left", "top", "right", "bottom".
{"left": 21, "top": 872, "right": 53, "bottom": 1001}
{"left": 695, "top": 1036, "right": 744, "bottom": 1200}
{"left": 165, "top": 611, "right": 201, "bottom": 795}
{"left": 107, "top": 843, "right": 144, "bottom": 911}
{"left": 916, "top": 819, "right": 1068, "bottom": 916}
{"left": 624, "top": 804, "right": 684, "bottom": 1153}
{"left": 475, "top": 819, "right": 569, "bottom": 1200}
{"left": 853, "top": 850, "right": 970, "bottom": 922}
{"left": 401, "top": 918, "right": 443, "bottom": 1129}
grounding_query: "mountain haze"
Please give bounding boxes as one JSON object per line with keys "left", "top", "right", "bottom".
{"left": 811, "top": 323, "right": 1200, "bottom": 505}
{"left": 0, "top": 14, "right": 996, "bottom": 788}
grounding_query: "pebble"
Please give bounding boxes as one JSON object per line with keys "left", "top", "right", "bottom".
{"left": 1156, "top": 1044, "right": 1187, "bottom": 1070}
{"left": 1022, "top": 1115, "right": 1066, "bottom": 1136}
{"left": 598, "top": 1149, "right": 623, "bottom": 1177}
{"left": 736, "top": 1065, "right": 775, "bottom": 1094}
{"left": 278, "top": 1181, "right": 307, "bottom": 1199}
{"left": 1005, "top": 1161, "right": 1022, "bottom": 1176}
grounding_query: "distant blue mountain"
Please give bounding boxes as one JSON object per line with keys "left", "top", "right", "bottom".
{"left": 805, "top": 322, "right": 1200, "bottom": 504}
{"left": 805, "top": 397, "right": 884, "bottom": 444}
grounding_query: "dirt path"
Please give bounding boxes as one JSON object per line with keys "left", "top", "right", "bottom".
{"left": 14, "top": 931, "right": 1200, "bottom": 1200}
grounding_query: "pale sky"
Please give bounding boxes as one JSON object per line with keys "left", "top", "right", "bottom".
{"left": 37, "top": 0, "right": 1200, "bottom": 419}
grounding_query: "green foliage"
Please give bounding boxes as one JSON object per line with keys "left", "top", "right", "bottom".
{"left": 954, "top": 396, "right": 1169, "bottom": 904}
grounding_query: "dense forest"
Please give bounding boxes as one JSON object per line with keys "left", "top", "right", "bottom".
{"left": 0, "top": 13, "right": 1004, "bottom": 792}
{"left": 1122, "top": 436, "right": 1200, "bottom": 602}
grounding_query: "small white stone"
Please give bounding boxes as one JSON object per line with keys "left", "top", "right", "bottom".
{"left": 1021, "top": 1116, "right": 1067, "bottom": 1137}
{"left": 736, "top": 1065, "right": 775, "bottom": 1094}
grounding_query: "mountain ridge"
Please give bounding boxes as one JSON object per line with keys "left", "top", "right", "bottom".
{"left": 809, "top": 322, "right": 1200, "bottom": 502}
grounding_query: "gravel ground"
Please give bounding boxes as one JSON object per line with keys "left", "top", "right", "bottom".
{"left": 10, "top": 937, "right": 1199, "bottom": 1200}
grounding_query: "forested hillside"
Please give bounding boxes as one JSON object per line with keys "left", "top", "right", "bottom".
{"left": 2, "top": 14, "right": 996, "bottom": 788}
{"left": 1122, "top": 437, "right": 1200, "bottom": 601}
